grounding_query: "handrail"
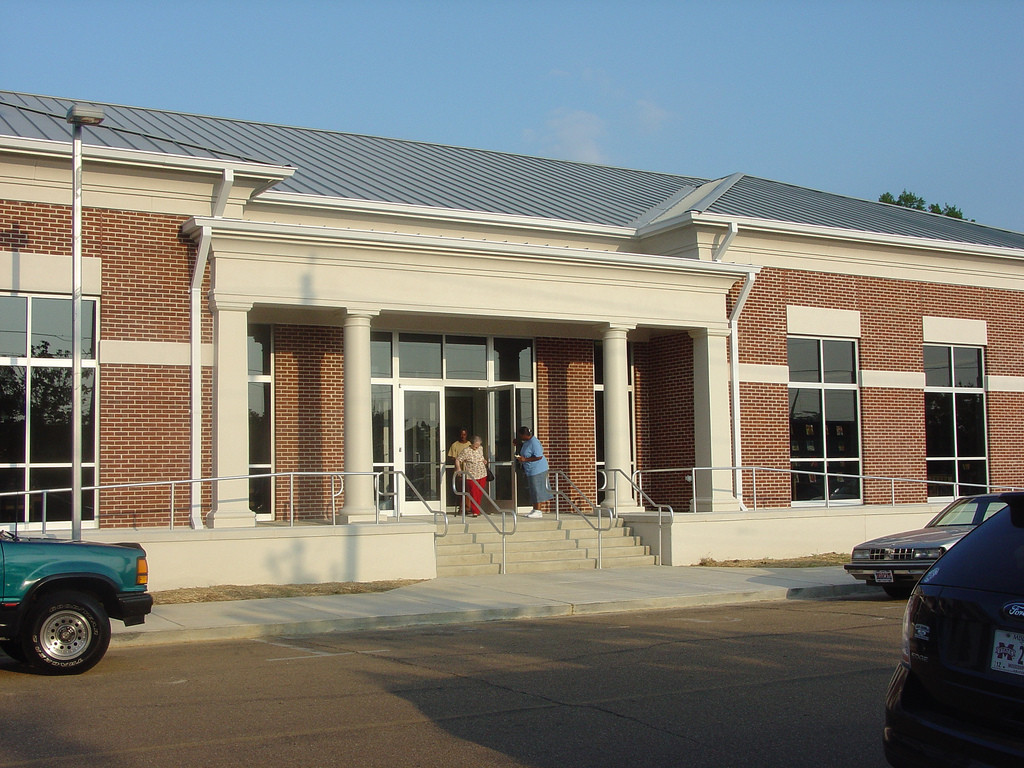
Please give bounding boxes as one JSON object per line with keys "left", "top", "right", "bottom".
{"left": 375, "top": 469, "right": 448, "bottom": 537}
{"left": 599, "top": 467, "right": 674, "bottom": 565}
{"left": 549, "top": 470, "right": 610, "bottom": 568}
{"left": 452, "top": 470, "right": 516, "bottom": 573}
{"left": 632, "top": 465, "right": 1024, "bottom": 512}
{"left": 0, "top": 470, "right": 366, "bottom": 533}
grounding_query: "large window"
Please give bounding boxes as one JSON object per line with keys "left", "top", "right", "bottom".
{"left": 925, "top": 344, "right": 987, "bottom": 498}
{"left": 788, "top": 337, "right": 860, "bottom": 503}
{"left": 248, "top": 325, "right": 273, "bottom": 516}
{"left": 0, "top": 294, "right": 97, "bottom": 527}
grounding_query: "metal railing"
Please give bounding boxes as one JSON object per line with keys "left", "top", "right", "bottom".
{"left": 598, "top": 467, "right": 674, "bottom": 565}
{"left": 451, "top": 470, "right": 517, "bottom": 573}
{"left": 549, "top": 470, "right": 612, "bottom": 568}
{"left": 374, "top": 469, "right": 449, "bottom": 537}
{"left": 0, "top": 470, "right": 423, "bottom": 533}
{"left": 632, "top": 465, "right": 1024, "bottom": 513}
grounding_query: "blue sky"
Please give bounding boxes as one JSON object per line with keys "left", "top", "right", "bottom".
{"left": 5, "top": 0, "right": 1023, "bottom": 231}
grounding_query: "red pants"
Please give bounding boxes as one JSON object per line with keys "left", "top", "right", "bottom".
{"left": 467, "top": 477, "right": 485, "bottom": 515}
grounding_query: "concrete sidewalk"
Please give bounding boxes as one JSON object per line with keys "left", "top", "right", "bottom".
{"left": 111, "top": 565, "right": 875, "bottom": 647}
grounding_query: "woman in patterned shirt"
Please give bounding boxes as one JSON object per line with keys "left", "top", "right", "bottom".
{"left": 455, "top": 435, "right": 489, "bottom": 516}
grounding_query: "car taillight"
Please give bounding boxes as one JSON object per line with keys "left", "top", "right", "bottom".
{"left": 136, "top": 556, "right": 149, "bottom": 586}
{"left": 901, "top": 593, "right": 921, "bottom": 664}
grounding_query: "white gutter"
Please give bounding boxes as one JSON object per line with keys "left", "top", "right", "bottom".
{"left": 186, "top": 170, "right": 234, "bottom": 527}
{"left": 188, "top": 223, "right": 211, "bottom": 528}
{"left": 721, "top": 222, "right": 756, "bottom": 510}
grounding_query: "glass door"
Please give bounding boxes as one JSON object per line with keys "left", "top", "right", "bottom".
{"left": 401, "top": 387, "right": 442, "bottom": 513}
{"left": 489, "top": 385, "right": 519, "bottom": 511}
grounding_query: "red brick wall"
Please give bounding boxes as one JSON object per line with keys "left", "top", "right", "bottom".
{"left": 737, "top": 265, "right": 1024, "bottom": 499}
{"left": 272, "top": 325, "right": 345, "bottom": 520}
{"left": 633, "top": 333, "right": 695, "bottom": 511}
{"left": 2, "top": 200, "right": 197, "bottom": 527}
{"left": 535, "top": 337, "right": 596, "bottom": 504}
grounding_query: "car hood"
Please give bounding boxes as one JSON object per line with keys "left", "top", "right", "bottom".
{"left": 855, "top": 526, "right": 974, "bottom": 550}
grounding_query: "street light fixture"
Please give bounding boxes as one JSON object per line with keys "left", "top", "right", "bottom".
{"left": 66, "top": 104, "right": 103, "bottom": 541}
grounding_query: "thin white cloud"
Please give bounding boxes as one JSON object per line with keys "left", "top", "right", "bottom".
{"left": 536, "top": 108, "right": 608, "bottom": 164}
{"left": 634, "top": 99, "right": 668, "bottom": 134}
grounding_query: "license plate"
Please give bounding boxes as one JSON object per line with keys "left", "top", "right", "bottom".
{"left": 991, "top": 630, "right": 1024, "bottom": 677}
{"left": 875, "top": 570, "right": 894, "bottom": 583}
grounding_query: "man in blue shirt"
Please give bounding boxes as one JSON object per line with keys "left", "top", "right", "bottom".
{"left": 516, "top": 426, "right": 553, "bottom": 518}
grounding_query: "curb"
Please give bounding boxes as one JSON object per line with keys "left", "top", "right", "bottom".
{"left": 110, "top": 582, "right": 875, "bottom": 648}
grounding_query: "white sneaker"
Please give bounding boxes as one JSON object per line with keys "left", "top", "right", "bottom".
{"left": 526, "top": 510, "right": 543, "bottom": 519}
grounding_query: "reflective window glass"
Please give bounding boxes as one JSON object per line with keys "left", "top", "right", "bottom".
{"left": 495, "top": 338, "right": 533, "bottom": 382}
{"left": 823, "top": 340, "right": 856, "bottom": 384}
{"left": 924, "top": 345, "right": 951, "bottom": 387}
{"left": 399, "top": 334, "right": 442, "bottom": 378}
{"left": 31, "top": 298, "right": 95, "bottom": 359}
{"left": 445, "top": 336, "right": 486, "bottom": 380}
{"left": 787, "top": 338, "right": 820, "bottom": 382}
{"left": 0, "top": 367, "right": 26, "bottom": 463}
{"left": 954, "top": 347, "right": 983, "bottom": 388}
{"left": 925, "top": 392, "right": 954, "bottom": 456}
{"left": 372, "top": 384, "right": 393, "bottom": 464}
{"left": 0, "top": 296, "right": 27, "bottom": 357}
{"left": 789, "top": 389, "right": 823, "bottom": 458}
{"left": 371, "top": 332, "right": 393, "bottom": 378}
{"left": 247, "top": 325, "right": 271, "bottom": 376}
{"left": 248, "top": 382, "right": 271, "bottom": 465}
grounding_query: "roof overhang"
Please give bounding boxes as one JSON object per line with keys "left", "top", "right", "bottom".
{"left": 0, "top": 135, "right": 294, "bottom": 197}
{"left": 182, "top": 215, "right": 760, "bottom": 280}
{"left": 641, "top": 209, "right": 1024, "bottom": 262}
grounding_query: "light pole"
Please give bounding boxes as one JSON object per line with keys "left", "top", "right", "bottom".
{"left": 66, "top": 104, "right": 103, "bottom": 541}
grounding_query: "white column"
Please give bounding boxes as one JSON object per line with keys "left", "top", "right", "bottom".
{"left": 601, "top": 324, "right": 638, "bottom": 512}
{"left": 340, "top": 311, "right": 378, "bottom": 521}
{"left": 690, "top": 328, "right": 742, "bottom": 512}
{"left": 207, "top": 298, "right": 256, "bottom": 527}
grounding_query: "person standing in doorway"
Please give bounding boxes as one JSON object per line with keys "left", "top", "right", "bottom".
{"left": 516, "top": 426, "right": 552, "bottom": 518}
{"left": 446, "top": 428, "right": 472, "bottom": 514}
{"left": 455, "top": 435, "right": 489, "bottom": 517}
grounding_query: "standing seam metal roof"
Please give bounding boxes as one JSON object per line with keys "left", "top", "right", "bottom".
{"left": 1, "top": 90, "right": 1023, "bottom": 249}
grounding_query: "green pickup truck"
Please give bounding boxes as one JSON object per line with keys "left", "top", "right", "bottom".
{"left": 0, "top": 530, "right": 153, "bottom": 674}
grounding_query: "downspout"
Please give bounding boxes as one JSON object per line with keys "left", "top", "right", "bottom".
{"left": 188, "top": 169, "right": 233, "bottom": 528}
{"left": 716, "top": 222, "right": 757, "bottom": 510}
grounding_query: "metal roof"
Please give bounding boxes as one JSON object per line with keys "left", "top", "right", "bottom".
{"left": 2, "top": 90, "right": 1023, "bottom": 250}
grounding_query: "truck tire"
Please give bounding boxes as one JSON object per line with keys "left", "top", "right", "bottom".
{"left": 22, "top": 591, "right": 111, "bottom": 674}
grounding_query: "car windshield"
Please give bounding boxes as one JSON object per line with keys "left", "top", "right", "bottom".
{"left": 932, "top": 497, "right": 1008, "bottom": 527}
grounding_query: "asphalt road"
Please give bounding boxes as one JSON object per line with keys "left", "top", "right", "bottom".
{"left": 1, "top": 595, "right": 906, "bottom": 768}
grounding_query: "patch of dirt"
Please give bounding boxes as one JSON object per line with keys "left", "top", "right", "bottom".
{"left": 151, "top": 580, "right": 423, "bottom": 605}
{"left": 697, "top": 553, "right": 848, "bottom": 568}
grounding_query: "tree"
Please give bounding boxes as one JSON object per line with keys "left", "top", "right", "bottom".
{"left": 879, "top": 189, "right": 966, "bottom": 220}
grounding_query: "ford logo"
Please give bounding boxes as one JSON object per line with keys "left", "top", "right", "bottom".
{"left": 1003, "top": 602, "right": 1024, "bottom": 620}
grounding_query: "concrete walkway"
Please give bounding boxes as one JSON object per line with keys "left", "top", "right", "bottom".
{"left": 112, "top": 565, "right": 875, "bottom": 647}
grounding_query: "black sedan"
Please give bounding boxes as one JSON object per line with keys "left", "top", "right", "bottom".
{"left": 884, "top": 491, "right": 1024, "bottom": 767}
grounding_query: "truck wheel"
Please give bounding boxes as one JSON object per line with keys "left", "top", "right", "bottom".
{"left": 22, "top": 591, "right": 110, "bottom": 674}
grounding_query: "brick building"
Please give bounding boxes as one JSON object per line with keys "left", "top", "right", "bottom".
{"left": 1, "top": 91, "right": 1023, "bottom": 581}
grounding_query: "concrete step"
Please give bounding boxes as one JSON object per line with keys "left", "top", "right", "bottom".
{"left": 436, "top": 562, "right": 502, "bottom": 577}
{"left": 434, "top": 515, "right": 656, "bottom": 576}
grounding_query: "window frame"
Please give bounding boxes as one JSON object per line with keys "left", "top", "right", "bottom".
{"left": 0, "top": 293, "right": 99, "bottom": 530}
{"left": 924, "top": 343, "right": 988, "bottom": 500}
{"left": 787, "top": 336, "right": 862, "bottom": 505}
